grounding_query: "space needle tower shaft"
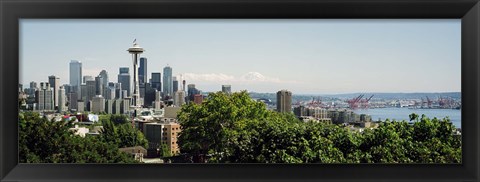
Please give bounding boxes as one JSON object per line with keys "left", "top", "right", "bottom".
{"left": 127, "top": 39, "right": 144, "bottom": 108}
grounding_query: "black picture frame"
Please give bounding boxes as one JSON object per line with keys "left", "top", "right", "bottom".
{"left": 1, "top": 0, "right": 479, "bottom": 182}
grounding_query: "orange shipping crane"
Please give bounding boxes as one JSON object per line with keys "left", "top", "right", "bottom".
{"left": 360, "top": 95, "right": 374, "bottom": 109}
{"left": 347, "top": 94, "right": 364, "bottom": 109}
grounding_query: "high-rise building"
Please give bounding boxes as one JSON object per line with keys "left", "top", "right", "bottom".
{"left": 119, "top": 67, "right": 129, "bottom": 74}
{"left": 173, "top": 76, "right": 178, "bottom": 93}
{"left": 106, "top": 87, "right": 116, "bottom": 100}
{"left": 24, "top": 82, "right": 38, "bottom": 98}
{"left": 36, "top": 82, "right": 54, "bottom": 111}
{"left": 99, "top": 70, "right": 109, "bottom": 87}
{"left": 83, "top": 75, "right": 94, "bottom": 83}
{"left": 173, "top": 91, "right": 186, "bottom": 107}
{"left": 187, "top": 84, "right": 198, "bottom": 102}
{"left": 99, "top": 70, "right": 109, "bottom": 94}
{"left": 77, "top": 100, "right": 85, "bottom": 112}
{"left": 115, "top": 83, "right": 122, "bottom": 99}
{"left": 82, "top": 80, "right": 96, "bottom": 108}
{"left": 122, "top": 90, "right": 128, "bottom": 99}
{"left": 121, "top": 98, "right": 131, "bottom": 114}
{"left": 48, "top": 75, "right": 60, "bottom": 108}
{"left": 163, "top": 66, "right": 173, "bottom": 98}
{"left": 68, "top": 92, "right": 78, "bottom": 111}
{"left": 113, "top": 99, "right": 122, "bottom": 114}
{"left": 69, "top": 60, "right": 82, "bottom": 94}
{"left": 151, "top": 72, "right": 161, "bottom": 91}
{"left": 276, "top": 90, "right": 292, "bottom": 113}
{"left": 222, "top": 85, "right": 231, "bottom": 94}
{"left": 140, "top": 83, "right": 146, "bottom": 98}
{"left": 91, "top": 95, "right": 105, "bottom": 113}
{"left": 139, "top": 57, "right": 148, "bottom": 84}
{"left": 105, "top": 99, "right": 115, "bottom": 114}
{"left": 144, "top": 83, "right": 156, "bottom": 107}
{"left": 95, "top": 76, "right": 104, "bottom": 96}
{"left": 57, "top": 86, "right": 66, "bottom": 112}
{"left": 62, "top": 84, "right": 72, "bottom": 95}
{"left": 118, "top": 67, "right": 131, "bottom": 96}
{"left": 29, "top": 81, "right": 38, "bottom": 89}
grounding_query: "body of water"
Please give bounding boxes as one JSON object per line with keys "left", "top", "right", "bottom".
{"left": 354, "top": 107, "right": 461, "bottom": 128}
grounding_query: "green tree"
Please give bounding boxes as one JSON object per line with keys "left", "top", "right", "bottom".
{"left": 19, "top": 111, "right": 137, "bottom": 163}
{"left": 160, "top": 144, "right": 172, "bottom": 158}
{"left": 177, "top": 91, "right": 270, "bottom": 162}
{"left": 99, "top": 115, "right": 148, "bottom": 149}
{"left": 177, "top": 90, "right": 462, "bottom": 164}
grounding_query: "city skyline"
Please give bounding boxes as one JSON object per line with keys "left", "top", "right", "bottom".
{"left": 20, "top": 19, "right": 461, "bottom": 94}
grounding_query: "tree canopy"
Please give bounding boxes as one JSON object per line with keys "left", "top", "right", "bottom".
{"left": 177, "top": 91, "right": 461, "bottom": 163}
{"left": 19, "top": 112, "right": 137, "bottom": 163}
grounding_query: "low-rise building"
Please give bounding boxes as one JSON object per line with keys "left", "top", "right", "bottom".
{"left": 69, "top": 125, "right": 89, "bottom": 137}
{"left": 164, "top": 106, "right": 181, "bottom": 119}
{"left": 119, "top": 146, "right": 147, "bottom": 162}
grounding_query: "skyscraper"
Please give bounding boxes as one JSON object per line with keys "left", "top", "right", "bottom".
{"left": 151, "top": 72, "right": 161, "bottom": 91}
{"left": 48, "top": 75, "right": 60, "bottom": 108}
{"left": 115, "top": 83, "right": 123, "bottom": 99}
{"left": 83, "top": 80, "right": 96, "bottom": 109}
{"left": 29, "top": 81, "right": 37, "bottom": 89}
{"left": 91, "top": 95, "right": 106, "bottom": 113}
{"left": 187, "top": 84, "right": 199, "bottom": 102}
{"left": 222, "top": 85, "right": 231, "bottom": 94}
{"left": 276, "top": 90, "right": 292, "bottom": 113}
{"left": 83, "top": 75, "right": 94, "bottom": 83}
{"left": 36, "top": 82, "right": 54, "bottom": 111}
{"left": 95, "top": 76, "right": 103, "bottom": 96}
{"left": 57, "top": 86, "right": 66, "bottom": 112}
{"left": 68, "top": 92, "right": 78, "bottom": 111}
{"left": 139, "top": 57, "right": 148, "bottom": 84}
{"left": 119, "top": 67, "right": 129, "bottom": 74}
{"left": 118, "top": 67, "right": 131, "bottom": 96}
{"left": 105, "top": 87, "right": 116, "bottom": 100}
{"left": 174, "top": 91, "right": 186, "bottom": 107}
{"left": 99, "top": 70, "right": 109, "bottom": 88}
{"left": 69, "top": 60, "right": 82, "bottom": 94}
{"left": 173, "top": 76, "right": 179, "bottom": 93}
{"left": 144, "top": 83, "right": 156, "bottom": 107}
{"left": 163, "top": 66, "right": 173, "bottom": 98}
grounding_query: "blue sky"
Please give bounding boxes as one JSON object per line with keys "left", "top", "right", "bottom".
{"left": 20, "top": 19, "right": 461, "bottom": 94}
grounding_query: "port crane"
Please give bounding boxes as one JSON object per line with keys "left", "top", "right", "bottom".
{"left": 360, "top": 94, "right": 374, "bottom": 109}
{"left": 347, "top": 94, "right": 364, "bottom": 109}
{"left": 347, "top": 94, "right": 374, "bottom": 109}
{"left": 307, "top": 96, "right": 322, "bottom": 107}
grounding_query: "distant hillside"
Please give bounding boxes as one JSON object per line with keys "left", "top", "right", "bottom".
{"left": 249, "top": 92, "right": 461, "bottom": 103}
{"left": 321, "top": 92, "right": 461, "bottom": 100}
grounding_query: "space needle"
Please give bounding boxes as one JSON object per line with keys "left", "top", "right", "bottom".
{"left": 127, "top": 39, "right": 144, "bottom": 114}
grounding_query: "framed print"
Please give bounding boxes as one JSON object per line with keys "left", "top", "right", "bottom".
{"left": 1, "top": 0, "right": 480, "bottom": 182}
